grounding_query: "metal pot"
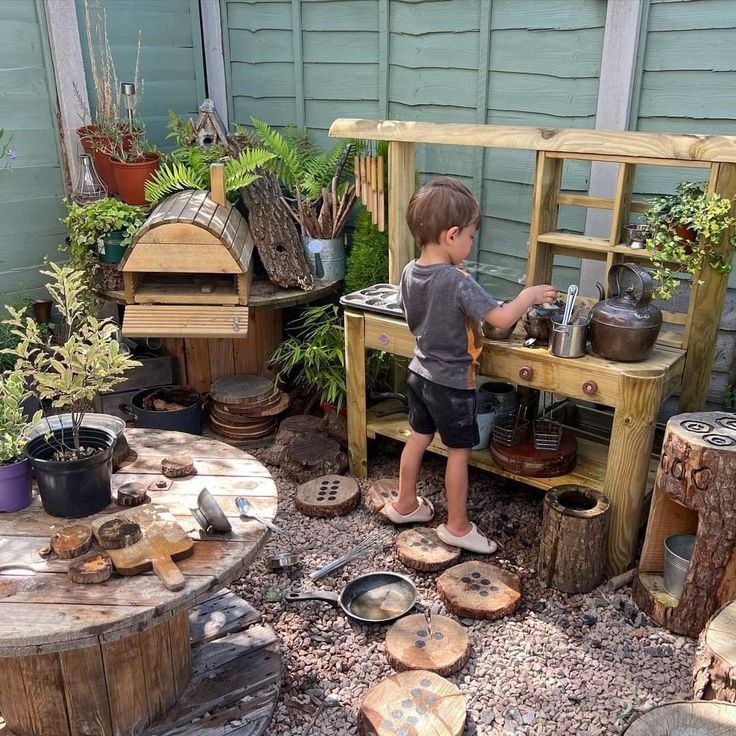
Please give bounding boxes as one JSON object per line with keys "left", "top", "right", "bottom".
{"left": 121, "top": 386, "right": 203, "bottom": 435}
{"left": 589, "top": 264, "right": 662, "bottom": 362}
{"left": 522, "top": 300, "right": 565, "bottom": 345}
{"left": 549, "top": 315, "right": 591, "bottom": 358}
{"left": 286, "top": 571, "right": 417, "bottom": 624}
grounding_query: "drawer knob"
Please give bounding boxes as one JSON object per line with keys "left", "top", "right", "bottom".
{"left": 582, "top": 380, "right": 598, "bottom": 395}
{"left": 518, "top": 366, "right": 534, "bottom": 381}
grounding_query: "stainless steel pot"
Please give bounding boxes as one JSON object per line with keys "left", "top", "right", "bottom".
{"left": 549, "top": 315, "right": 590, "bottom": 358}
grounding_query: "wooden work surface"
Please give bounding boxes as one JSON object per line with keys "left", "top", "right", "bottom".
{"left": 0, "top": 428, "right": 277, "bottom": 655}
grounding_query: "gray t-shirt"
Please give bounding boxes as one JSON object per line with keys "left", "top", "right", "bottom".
{"left": 398, "top": 261, "right": 498, "bottom": 390}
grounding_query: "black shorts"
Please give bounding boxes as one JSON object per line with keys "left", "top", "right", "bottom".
{"left": 406, "top": 371, "right": 478, "bottom": 449}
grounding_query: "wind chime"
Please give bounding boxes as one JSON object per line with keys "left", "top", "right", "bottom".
{"left": 353, "top": 143, "right": 385, "bottom": 232}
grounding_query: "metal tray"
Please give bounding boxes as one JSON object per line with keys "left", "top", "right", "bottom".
{"left": 339, "top": 283, "right": 403, "bottom": 317}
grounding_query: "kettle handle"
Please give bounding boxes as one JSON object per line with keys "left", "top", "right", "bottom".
{"left": 607, "top": 263, "right": 654, "bottom": 303}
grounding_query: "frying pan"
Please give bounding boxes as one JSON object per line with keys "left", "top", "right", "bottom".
{"left": 285, "top": 571, "right": 417, "bottom": 624}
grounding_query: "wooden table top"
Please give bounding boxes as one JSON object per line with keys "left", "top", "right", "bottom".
{"left": 0, "top": 428, "right": 277, "bottom": 655}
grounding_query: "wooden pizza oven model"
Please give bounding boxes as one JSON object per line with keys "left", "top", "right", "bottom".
{"left": 120, "top": 168, "right": 253, "bottom": 338}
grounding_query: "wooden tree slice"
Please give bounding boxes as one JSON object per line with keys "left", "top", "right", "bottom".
{"left": 385, "top": 614, "right": 470, "bottom": 676}
{"left": 295, "top": 475, "right": 360, "bottom": 517}
{"left": 210, "top": 374, "right": 275, "bottom": 406}
{"left": 395, "top": 528, "right": 462, "bottom": 572}
{"left": 623, "top": 700, "right": 736, "bottom": 735}
{"left": 49, "top": 524, "right": 93, "bottom": 560}
{"left": 365, "top": 478, "right": 400, "bottom": 514}
{"left": 68, "top": 552, "right": 113, "bottom": 584}
{"left": 358, "top": 670, "right": 465, "bottom": 736}
{"left": 282, "top": 436, "right": 348, "bottom": 483}
{"left": 437, "top": 561, "right": 521, "bottom": 620}
{"left": 693, "top": 600, "right": 736, "bottom": 701}
{"left": 116, "top": 482, "right": 150, "bottom": 507}
{"left": 161, "top": 454, "right": 196, "bottom": 478}
{"left": 209, "top": 412, "right": 277, "bottom": 437}
{"left": 215, "top": 390, "right": 289, "bottom": 417}
{"left": 96, "top": 517, "right": 143, "bottom": 550}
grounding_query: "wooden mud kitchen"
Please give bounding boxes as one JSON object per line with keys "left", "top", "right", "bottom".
{"left": 331, "top": 118, "right": 736, "bottom": 576}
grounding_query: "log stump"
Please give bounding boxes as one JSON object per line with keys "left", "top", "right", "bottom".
{"left": 437, "top": 561, "right": 521, "bottom": 620}
{"left": 634, "top": 412, "right": 736, "bottom": 637}
{"left": 295, "top": 475, "right": 359, "bottom": 517}
{"left": 281, "top": 435, "right": 348, "bottom": 483}
{"left": 623, "top": 700, "right": 736, "bottom": 735}
{"left": 262, "top": 414, "right": 326, "bottom": 467}
{"left": 358, "top": 670, "right": 466, "bottom": 736}
{"left": 385, "top": 614, "right": 470, "bottom": 676}
{"left": 538, "top": 484, "right": 610, "bottom": 594}
{"left": 364, "top": 478, "right": 400, "bottom": 514}
{"left": 693, "top": 601, "right": 736, "bottom": 701}
{"left": 395, "top": 528, "right": 462, "bottom": 572}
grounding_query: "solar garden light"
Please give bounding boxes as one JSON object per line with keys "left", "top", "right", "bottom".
{"left": 120, "top": 82, "right": 136, "bottom": 133}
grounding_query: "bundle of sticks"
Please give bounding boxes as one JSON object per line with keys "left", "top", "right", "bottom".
{"left": 283, "top": 176, "right": 357, "bottom": 240}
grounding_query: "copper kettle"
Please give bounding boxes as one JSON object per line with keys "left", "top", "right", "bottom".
{"left": 589, "top": 264, "right": 662, "bottom": 362}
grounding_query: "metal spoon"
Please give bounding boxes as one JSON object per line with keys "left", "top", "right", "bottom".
{"left": 235, "top": 496, "right": 285, "bottom": 535}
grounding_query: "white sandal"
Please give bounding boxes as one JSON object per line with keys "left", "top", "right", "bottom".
{"left": 436, "top": 523, "right": 497, "bottom": 554}
{"left": 382, "top": 497, "right": 435, "bottom": 524}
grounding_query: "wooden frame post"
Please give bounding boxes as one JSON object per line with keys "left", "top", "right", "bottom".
{"left": 388, "top": 141, "right": 415, "bottom": 284}
{"left": 345, "top": 310, "right": 368, "bottom": 478}
{"left": 526, "top": 152, "right": 562, "bottom": 287}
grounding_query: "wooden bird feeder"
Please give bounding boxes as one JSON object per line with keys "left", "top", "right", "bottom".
{"left": 120, "top": 163, "right": 252, "bottom": 338}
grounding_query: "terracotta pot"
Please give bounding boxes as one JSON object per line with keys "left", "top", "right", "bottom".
{"left": 110, "top": 153, "right": 160, "bottom": 205}
{"left": 674, "top": 223, "right": 698, "bottom": 255}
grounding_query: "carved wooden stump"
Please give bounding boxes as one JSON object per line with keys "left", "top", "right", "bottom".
{"left": 634, "top": 412, "right": 736, "bottom": 637}
{"left": 364, "top": 478, "right": 400, "bottom": 514}
{"left": 437, "top": 561, "right": 521, "bottom": 620}
{"left": 693, "top": 601, "right": 736, "bottom": 702}
{"left": 358, "top": 670, "right": 466, "bottom": 736}
{"left": 385, "top": 614, "right": 470, "bottom": 676}
{"left": 623, "top": 700, "right": 736, "bottom": 735}
{"left": 538, "top": 484, "right": 610, "bottom": 594}
{"left": 295, "top": 475, "right": 360, "bottom": 517}
{"left": 395, "top": 528, "right": 461, "bottom": 572}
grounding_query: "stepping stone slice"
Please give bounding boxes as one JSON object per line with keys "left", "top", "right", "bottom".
{"left": 437, "top": 561, "right": 521, "bottom": 620}
{"left": 395, "top": 527, "right": 462, "bottom": 572}
{"left": 385, "top": 614, "right": 470, "bottom": 676}
{"left": 295, "top": 475, "right": 360, "bottom": 517}
{"left": 365, "top": 477, "right": 400, "bottom": 514}
{"left": 358, "top": 669, "right": 466, "bottom": 736}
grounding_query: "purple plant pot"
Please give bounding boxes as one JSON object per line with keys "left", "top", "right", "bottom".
{"left": 0, "top": 457, "right": 32, "bottom": 512}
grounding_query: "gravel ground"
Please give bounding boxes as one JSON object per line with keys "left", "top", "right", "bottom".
{"left": 232, "top": 439, "right": 696, "bottom": 736}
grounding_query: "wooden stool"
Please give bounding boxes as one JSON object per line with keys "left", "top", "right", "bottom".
{"left": 385, "top": 614, "right": 469, "bottom": 676}
{"left": 358, "top": 670, "right": 465, "bottom": 736}
{"left": 437, "top": 561, "right": 521, "bottom": 620}
{"left": 693, "top": 601, "right": 736, "bottom": 701}
{"left": 623, "top": 700, "right": 736, "bottom": 734}
{"left": 365, "top": 478, "right": 399, "bottom": 514}
{"left": 295, "top": 475, "right": 359, "bottom": 517}
{"left": 395, "top": 528, "right": 461, "bottom": 572}
{"left": 538, "top": 484, "right": 610, "bottom": 593}
{"left": 633, "top": 412, "right": 736, "bottom": 637}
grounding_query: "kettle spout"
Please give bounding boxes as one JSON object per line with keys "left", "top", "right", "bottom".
{"left": 595, "top": 282, "right": 604, "bottom": 302}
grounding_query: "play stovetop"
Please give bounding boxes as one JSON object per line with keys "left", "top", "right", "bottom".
{"left": 340, "top": 283, "right": 403, "bottom": 317}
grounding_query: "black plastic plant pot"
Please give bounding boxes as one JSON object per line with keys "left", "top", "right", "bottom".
{"left": 25, "top": 427, "right": 115, "bottom": 518}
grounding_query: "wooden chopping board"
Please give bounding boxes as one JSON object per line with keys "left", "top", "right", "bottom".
{"left": 90, "top": 504, "right": 194, "bottom": 591}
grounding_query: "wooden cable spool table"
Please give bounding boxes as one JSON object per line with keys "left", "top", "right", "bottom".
{"left": 0, "top": 428, "right": 277, "bottom": 736}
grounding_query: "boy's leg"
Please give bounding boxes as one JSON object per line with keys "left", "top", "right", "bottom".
{"left": 444, "top": 447, "right": 472, "bottom": 536}
{"left": 396, "top": 430, "right": 433, "bottom": 515}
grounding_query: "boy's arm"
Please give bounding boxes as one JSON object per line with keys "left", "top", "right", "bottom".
{"left": 483, "top": 284, "right": 558, "bottom": 329}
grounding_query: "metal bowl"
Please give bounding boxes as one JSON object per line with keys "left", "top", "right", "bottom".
{"left": 191, "top": 489, "right": 232, "bottom": 534}
{"left": 266, "top": 551, "right": 302, "bottom": 570}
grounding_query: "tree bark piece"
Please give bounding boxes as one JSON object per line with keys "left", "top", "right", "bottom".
{"left": 437, "top": 561, "right": 521, "bottom": 620}
{"left": 96, "top": 517, "right": 142, "bottom": 550}
{"left": 693, "top": 600, "right": 736, "bottom": 701}
{"left": 262, "top": 414, "right": 327, "bottom": 467}
{"left": 395, "top": 528, "right": 461, "bottom": 572}
{"left": 282, "top": 435, "right": 347, "bottom": 483}
{"left": 623, "top": 700, "right": 736, "bottom": 735}
{"left": 49, "top": 525, "right": 93, "bottom": 560}
{"left": 116, "top": 482, "right": 149, "bottom": 507}
{"left": 364, "top": 478, "right": 400, "bottom": 514}
{"left": 295, "top": 475, "right": 359, "bottom": 517}
{"left": 538, "top": 484, "right": 611, "bottom": 594}
{"left": 240, "top": 170, "right": 313, "bottom": 290}
{"left": 633, "top": 411, "right": 736, "bottom": 637}
{"left": 161, "top": 454, "right": 196, "bottom": 478}
{"left": 68, "top": 552, "right": 113, "bottom": 584}
{"left": 385, "top": 614, "right": 470, "bottom": 676}
{"left": 358, "top": 670, "right": 466, "bottom": 736}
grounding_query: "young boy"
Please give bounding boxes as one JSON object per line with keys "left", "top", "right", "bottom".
{"left": 383, "top": 177, "right": 557, "bottom": 553}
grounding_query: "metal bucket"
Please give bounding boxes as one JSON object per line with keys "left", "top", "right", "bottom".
{"left": 477, "top": 382, "right": 517, "bottom": 413}
{"left": 549, "top": 316, "right": 590, "bottom": 358}
{"left": 663, "top": 533, "right": 695, "bottom": 599}
{"left": 302, "top": 236, "right": 345, "bottom": 282}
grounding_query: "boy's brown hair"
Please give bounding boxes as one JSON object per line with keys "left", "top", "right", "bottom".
{"left": 406, "top": 176, "right": 481, "bottom": 246}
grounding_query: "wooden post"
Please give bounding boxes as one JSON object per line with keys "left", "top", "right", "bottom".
{"left": 388, "top": 141, "right": 415, "bottom": 284}
{"left": 345, "top": 310, "right": 368, "bottom": 478}
{"left": 693, "top": 601, "right": 736, "bottom": 701}
{"left": 604, "top": 370, "right": 664, "bottom": 576}
{"left": 209, "top": 163, "right": 227, "bottom": 206}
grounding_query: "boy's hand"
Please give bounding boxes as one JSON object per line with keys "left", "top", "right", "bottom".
{"left": 529, "top": 284, "right": 558, "bottom": 305}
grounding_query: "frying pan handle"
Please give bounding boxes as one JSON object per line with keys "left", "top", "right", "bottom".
{"left": 119, "top": 403, "right": 138, "bottom": 421}
{"left": 285, "top": 589, "right": 339, "bottom": 605}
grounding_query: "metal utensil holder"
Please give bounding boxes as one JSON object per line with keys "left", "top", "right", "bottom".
{"left": 533, "top": 392, "right": 563, "bottom": 451}
{"left": 492, "top": 411, "right": 530, "bottom": 448}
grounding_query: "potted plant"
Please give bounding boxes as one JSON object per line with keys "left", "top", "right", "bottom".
{"left": 3, "top": 263, "right": 140, "bottom": 517}
{"left": 0, "top": 372, "right": 41, "bottom": 512}
{"left": 109, "top": 124, "right": 160, "bottom": 205}
{"left": 644, "top": 180, "right": 736, "bottom": 299}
